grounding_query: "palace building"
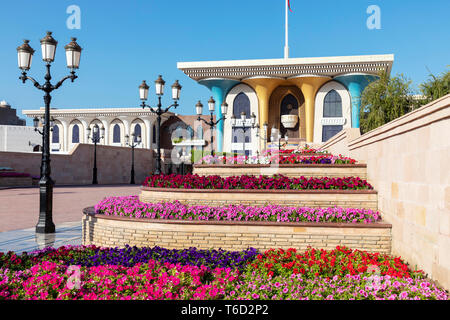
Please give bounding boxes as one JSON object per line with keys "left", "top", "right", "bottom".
{"left": 178, "top": 54, "right": 394, "bottom": 154}
{"left": 21, "top": 107, "right": 213, "bottom": 155}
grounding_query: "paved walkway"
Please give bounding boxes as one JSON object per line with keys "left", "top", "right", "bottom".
{"left": 0, "top": 221, "right": 82, "bottom": 253}
{"left": 0, "top": 184, "right": 141, "bottom": 253}
{"left": 0, "top": 184, "right": 141, "bottom": 232}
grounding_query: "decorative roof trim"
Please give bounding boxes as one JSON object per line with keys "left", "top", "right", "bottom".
{"left": 178, "top": 54, "right": 394, "bottom": 81}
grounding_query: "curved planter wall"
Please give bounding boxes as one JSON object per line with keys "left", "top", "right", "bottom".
{"left": 193, "top": 163, "right": 367, "bottom": 179}
{"left": 82, "top": 207, "right": 392, "bottom": 253}
{"left": 139, "top": 187, "right": 378, "bottom": 210}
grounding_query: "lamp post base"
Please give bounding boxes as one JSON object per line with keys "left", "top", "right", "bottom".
{"left": 36, "top": 178, "right": 55, "bottom": 234}
{"left": 36, "top": 223, "right": 56, "bottom": 234}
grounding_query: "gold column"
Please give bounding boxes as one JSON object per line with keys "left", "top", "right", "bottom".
{"left": 243, "top": 77, "right": 285, "bottom": 132}
{"left": 288, "top": 76, "right": 330, "bottom": 143}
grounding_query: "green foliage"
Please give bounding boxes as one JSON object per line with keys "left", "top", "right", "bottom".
{"left": 172, "top": 137, "right": 184, "bottom": 144}
{"left": 360, "top": 71, "right": 417, "bottom": 134}
{"left": 419, "top": 68, "right": 450, "bottom": 104}
{"left": 359, "top": 68, "right": 450, "bottom": 134}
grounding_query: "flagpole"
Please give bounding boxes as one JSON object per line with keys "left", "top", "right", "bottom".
{"left": 284, "top": 0, "right": 289, "bottom": 59}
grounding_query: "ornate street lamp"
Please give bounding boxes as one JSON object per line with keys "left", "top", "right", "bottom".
{"left": 195, "top": 97, "right": 228, "bottom": 157}
{"left": 87, "top": 124, "right": 105, "bottom": 184}
{"left": 17, "top": 31, "right": 82, "bottom": 234}
{"left": 139, "top": 76, "right": 181, "bottom": 175}
{"left": 125, "top": 133, "right": 141, "bottom": 184}
{"left": 231, "top": 111, "right": 256, "bottom": 157}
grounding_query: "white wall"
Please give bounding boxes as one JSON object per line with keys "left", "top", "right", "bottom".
{"left": 223, "top": 83, "right": 260, "bottom": 154}
{"left": 0, "top": 125, "right": 41, "bottom": 152}
{"left": 313, "top": 81, "right": 352, "bottom": 144}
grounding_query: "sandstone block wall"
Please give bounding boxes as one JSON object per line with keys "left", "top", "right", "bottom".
{"left": 0, "top": 143, "right": 154, "bottom": 185}
{"left": 321, "top": 94, "right": 450, "bottom": 290}
{"left": 82, "top": 214, "right": 392, "bottom": 253}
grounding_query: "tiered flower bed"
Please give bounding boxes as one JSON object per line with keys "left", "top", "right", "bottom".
{"left": 96, "top": 196, "right": 381, "bottom": 224}
{"left": 140, "top": 174, "right": 378, "bottom": 210}
{"left": 198, "top": 147, "right": 353, "bottom": 165}
{"left": 84, "top": 195, "right": 388, "bottom": 252}
{"left": 194, "top": 148, "right": 366, "bottom": 179}
{"left": 0, "top": 245, "right": 447, "bottom": 300}
{"left": 143, "top": 174, "right": 372, "bottom": 190}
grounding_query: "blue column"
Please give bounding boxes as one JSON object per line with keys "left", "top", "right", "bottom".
{"left": 335, "top": 75, "right": 378, "bottom": 128}
{"left": 198, "top": 79, "right": 240, "bottom": 152}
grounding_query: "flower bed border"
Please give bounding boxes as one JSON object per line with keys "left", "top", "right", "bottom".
{"left": 83, "top": 207, "right": 390, "bottom": 228}
{"left": 193, "top": 163, "right": 368, "bottom": 179}
{"left": 139, "top": 187, "right": 378, "bottom": 210}
{"left": 194, "top": 163, "right": 367, "bottom": 168}
{"left": 82, "top": 207, "right": 391, "bottom": 253}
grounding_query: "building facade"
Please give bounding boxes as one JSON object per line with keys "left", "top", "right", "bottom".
{"left": 21, "top": 108, "right": 213, "bottom": 162}
{"left": 0, "top": 101, "right": 26, "bottom": 126}
{"left": 22, "top": 107, "right": 170, "bottom": 153}
{"left": 178, "top": 54, "right": 394, "bottom": 154}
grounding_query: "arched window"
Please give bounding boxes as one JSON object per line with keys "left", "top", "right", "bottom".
{"left": 72, "top": 124, "right": 79, "bottom": 143}
{"left": 197, "top": 126, "right": 203, "bottom": 139}
{"left": 233, "top": 92, "right": 251, "bottom": 117}
{"left": 152, "top": 125, "right": 156, "bottom": 144}
{"left": 133, "top": 124, "right": 142, "bottom": 142}
{"left": 323, "top": 90, "right": 342, "bottom": 117}
{"left": 280, "top": 94, "right": 299, "bottom": 116}
{"left": 52, "top": 125, "right": 59, "bottom": 143}
{"left": 113, "top": 124, "right": 121, "bottom": 143}
{"left": 232, "top": 92, "right": 252, "bottom": 152}
{"left": 187, "top": 126, "right": 194, "bottom": 139}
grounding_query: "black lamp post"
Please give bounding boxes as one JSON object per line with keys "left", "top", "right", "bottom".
{"left": 17, "top": 32, "right": 82, "bottom": 234}
{"left": 231, "top": 111, "right": 257, "bottom": 157}
{"left": 195, "top": 97, "right": 228, "bottom": 157}
{"left": 87, "top": 124, "right": 105, "bottom": 185}
{"left": 139, "top": 76, "right": 181, "bottom": 175}
{"left": 33, "top": 116, "right": 54, "bottom": 178}
{"left": 125, "top": 133, "right": 141, "bottom": 184}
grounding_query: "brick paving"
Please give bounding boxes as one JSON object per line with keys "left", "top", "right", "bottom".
{"left": 0, "top": 185, "right": 141, "bottom": 232}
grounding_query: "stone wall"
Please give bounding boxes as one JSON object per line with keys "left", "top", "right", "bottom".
{"left": 321, "top": 128, "right": 362, "bottom": 157}
{"left": 140, "top": 187, "right": 378, "bottom": 210}
{"left": 321, "top": 94, "right": 450, "bottom": 290}
{"left": 0, "top": 143, "right": 154, "bottom": 185}
{"left": 193, "top": 163, "right": 367, "bottom": 179}
{"left": 82, "top": 210, "right": 392, "bottom": 253}
{"left": 0, "top": 176, "right": 33, "bottom": 187}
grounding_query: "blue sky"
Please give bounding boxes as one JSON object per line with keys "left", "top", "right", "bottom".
{"left": 0, "top": 0, "right": 449, "bottom": 125}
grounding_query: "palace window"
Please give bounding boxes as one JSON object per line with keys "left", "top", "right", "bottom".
{"left": 322, "top": 125, "right": 343, "bottom": 142}
{"left": 72, "top": 124, "right": 79, "bottom": 143}
{"left": 52, "top": 125, "right": 59, "bottom": 143}
{"left": 323, "top": 90, "right": 342, "bottom": 118}
{"left": 197, "top": 126, "right": 203, "bottom": 139}
{"left": 133, "top": 124, "right": 141, "bottom": 142}
{"left": 113, "top": 124, "right": 121, "bottom": 143}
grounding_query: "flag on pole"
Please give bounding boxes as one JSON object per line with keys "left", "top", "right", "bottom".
{"left": 288, "top": 0, "right": 293, "bottom": 12}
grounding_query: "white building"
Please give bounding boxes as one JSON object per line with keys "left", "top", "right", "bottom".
{"left": 0, "top": 125, "right": 41, "bottom": 152}
{"left": 22, "top": 107, "right": 172, "bottom": 153}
